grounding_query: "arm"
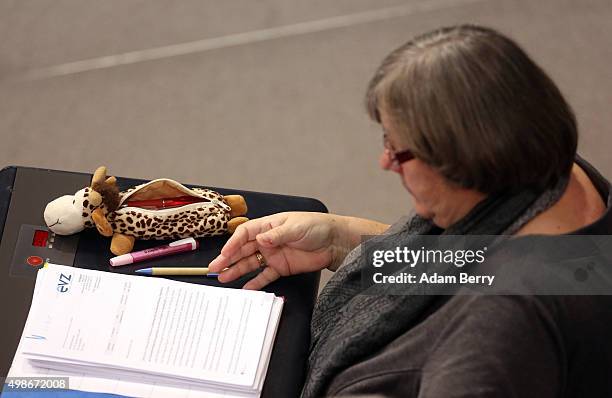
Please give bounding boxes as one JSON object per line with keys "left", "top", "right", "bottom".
{"left": 329, "top": 215, "right": 390, "bottom": 271}
{"left": 208, "top": 212, "right": 389, "bottom": 289}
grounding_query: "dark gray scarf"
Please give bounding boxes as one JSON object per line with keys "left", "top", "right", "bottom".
{"left": 302, "top": 177, "right": 568, "bottom": 398}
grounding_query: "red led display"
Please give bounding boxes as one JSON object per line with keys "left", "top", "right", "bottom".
{"left": 32, "top": 230, "right": 49, "bottom": 247}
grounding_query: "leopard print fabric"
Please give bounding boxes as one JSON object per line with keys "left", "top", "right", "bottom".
{"left": 104, "top": 183, "right": 232, "bottom": 240}
{"left": 81, "top": 187, "right": 102, "bottom": 229}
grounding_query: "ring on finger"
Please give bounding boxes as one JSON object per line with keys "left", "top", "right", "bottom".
{"left": 255, "top": 252, "right": 267, "bottom": 268}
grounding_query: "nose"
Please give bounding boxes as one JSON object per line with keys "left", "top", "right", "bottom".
{"left": 379, "top": 151, "right": 391, "bottom": 170}
{"left": 379, "top": 150, "right": 401, "bottom": 173}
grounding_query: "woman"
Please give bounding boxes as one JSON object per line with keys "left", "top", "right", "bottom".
{"left": 209, "top": 25, "right": 612, "bottom": 397}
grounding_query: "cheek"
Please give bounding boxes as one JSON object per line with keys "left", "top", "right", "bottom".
{"left": 401, "top": 167, "right": 427, "bottom": 196}
{"left": 400, "top": 163, "right": 444, "bottom": 203}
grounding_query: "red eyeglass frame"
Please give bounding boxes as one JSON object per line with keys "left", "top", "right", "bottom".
{"left": 383, "top": 134, "right": 415, "bottom": 165}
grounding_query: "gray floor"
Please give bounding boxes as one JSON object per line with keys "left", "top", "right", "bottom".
{"left": 1, "top": 0, "right": 611, "bottom": 289}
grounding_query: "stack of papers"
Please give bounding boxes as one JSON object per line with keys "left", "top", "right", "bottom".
{"left": 8, "top": 263, "right": 284, "bottom": 397}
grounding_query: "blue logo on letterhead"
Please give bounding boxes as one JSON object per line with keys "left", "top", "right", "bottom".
{"left": 56, "top": 273, "right": 72, "bottom": 293}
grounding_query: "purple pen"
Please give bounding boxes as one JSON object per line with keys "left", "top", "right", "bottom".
{"left": 110, "top": 238, "right": 199, "bottom": 267}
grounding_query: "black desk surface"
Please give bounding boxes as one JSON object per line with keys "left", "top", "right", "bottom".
{"left": 0, "top": 166, "right": 327, "bottom": 398}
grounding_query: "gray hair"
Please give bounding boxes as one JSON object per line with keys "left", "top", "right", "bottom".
{"left": 366, "top": 25, "right": 577, "bottom": 193}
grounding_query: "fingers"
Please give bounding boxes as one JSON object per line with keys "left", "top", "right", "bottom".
{"left": 209, "top": 240, "right": 258, "bottom": 272}
{"left": 209, "top": 221, "right": 267, "bottom": 272}
{"left": 210, "top": 214, "right": 289, "bottom": 272}
{"left": 256, "top": 223, "right": 298, "bottom": 248}
{"left": 226, "top": 240, "right": 259, "bottom": 266}
{"left": 243, "top": 267, "right": 281, "bottom": 290}
{"left": 219, "top": 215, "right": 283, "bottom": 257}
{"left": 208, "top": 256, "right": 227, "bottom": 273}
{"left": 217, "top": 252, "right": 263, "bottom": 283}
{"left": 209, "top": 213, "right": 293, "bottom": 288}
{"left": 220, "top": 220, "right": 262, "bottom": 257}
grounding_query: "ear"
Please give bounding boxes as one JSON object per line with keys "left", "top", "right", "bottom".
{"left": 89, "top": 191, "right": 103, "bottom": 207}
{"left": 91, "top": 166, "right": 107, "bottom": 186}
{"left": 104, "top": 176, "right": 117, "bottom": 186}
{"left": 91, "top": 208, "right": 113, "bottom": 237}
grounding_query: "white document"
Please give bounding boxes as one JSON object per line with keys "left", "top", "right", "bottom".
{"left": 8, "top": 263, "right": 284, "bottom": 398}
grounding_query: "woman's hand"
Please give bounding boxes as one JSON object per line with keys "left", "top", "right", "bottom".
{"left": 208, "top": 212, "right": 343, "bottom": 290}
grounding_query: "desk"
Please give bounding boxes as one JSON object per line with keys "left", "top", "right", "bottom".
{"left": 0, "top": 166, "right": 327, "bottom": 398}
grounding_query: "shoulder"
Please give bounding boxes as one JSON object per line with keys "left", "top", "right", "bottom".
{"left": 516, "top": 163, "right": 607, "bottom": 236}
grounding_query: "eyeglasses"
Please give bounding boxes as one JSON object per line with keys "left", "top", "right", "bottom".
{"left": 383, "top": 134, "right": 415, "bottom": 165}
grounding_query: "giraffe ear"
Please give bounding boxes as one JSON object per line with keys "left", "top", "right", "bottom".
{"left": 104, "top": 176, "right": 117, "bottom": 186}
